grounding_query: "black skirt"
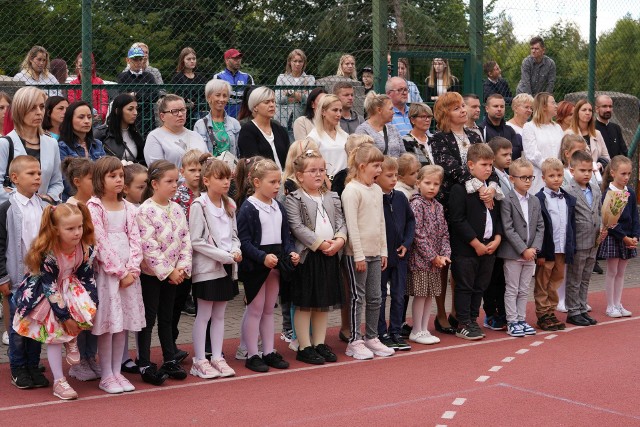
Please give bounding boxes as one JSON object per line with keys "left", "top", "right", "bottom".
{"left": 192, "top": 265, "right": 238, "bottom": 302}
{"left": 292, "top": 250, "right": 342, "bottom": 311}
{"left": 240, "top": 244, "right": 287, "bottom": 305}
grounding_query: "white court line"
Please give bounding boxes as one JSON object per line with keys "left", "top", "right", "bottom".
{"left": 516, "top": 348, "right": 529, "bottom": 354}
{"left": 489, "top": 365, "right": 502, "bottom": 372}
{"left": 476, "top": 375, "right": 490, "bottom": 382}
{"left": 545, "top": 334, "right": 558, "bottom": 339}
{"left": 441, "top": 411, "right": 456, "bottom": 419}
{"left": 502, "top": 356, "right": 515, "bottom": 362}
{"left": 530, "top": 341, "right": 544, "bottom": 347}
{"left": 497, "top": 383, "right": 640, "bottom": 421}
{"left": 436, "top": 425, "right": 448, "bottom": 427}
{"left": 452, "top": 397, "right": 467, "bottom": 406}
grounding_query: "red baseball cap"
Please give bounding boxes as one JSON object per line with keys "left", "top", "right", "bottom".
{"left": 224, "top": 49, "right": 243, "bottom": 60}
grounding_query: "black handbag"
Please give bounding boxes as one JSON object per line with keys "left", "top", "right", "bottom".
{"left": 2, "top": 136, "right": 14, "bottom": 188}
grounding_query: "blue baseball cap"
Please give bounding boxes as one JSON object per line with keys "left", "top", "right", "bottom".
{"left": 127, "top": 47, "right": 145, "bottom": 58}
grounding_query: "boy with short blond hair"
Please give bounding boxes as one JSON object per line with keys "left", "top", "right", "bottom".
{"left": 0, "top": 155, "right": 50, "bottom": 389}
{"left": 535, "top": 158, "right": 576, "bottom": 331}
{"left": 498, "top": 158, "right": 545, "bottom": 336}
{"left": 449, "top": 144, "right": 503, "bottom": 340}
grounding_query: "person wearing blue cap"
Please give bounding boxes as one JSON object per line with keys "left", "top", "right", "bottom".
{"left": 117, "top": 46, "right": 158, "bottom": 138}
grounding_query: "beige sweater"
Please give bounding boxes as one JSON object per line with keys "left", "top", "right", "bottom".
{"left": 341, "top": 180, "right": 387, "bottom": 261}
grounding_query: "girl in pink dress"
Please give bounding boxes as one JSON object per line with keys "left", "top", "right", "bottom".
{"left": 13, "top": 203, "right": 98, "bottom": 400}
{"left": 87, "top": 156, "right": 145, "bottom": 394}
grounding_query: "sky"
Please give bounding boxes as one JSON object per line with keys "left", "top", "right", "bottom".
{"left": 486, "top": 0, "right": 640, "bottom": 41}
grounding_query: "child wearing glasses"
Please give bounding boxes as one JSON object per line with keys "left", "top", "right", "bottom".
{"left": 497, "top": 157, "right": 544, "bottom": 337}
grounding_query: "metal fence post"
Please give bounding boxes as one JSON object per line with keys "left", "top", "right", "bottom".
{"left": 81, "top": 0, "right": 92, "bottom": 104}
{"left": 372, "top": 0, "right": 388, "bottom": 94}
{"left": 588, "top": 0, "right": 597, "bottom": 104}
{"left": 468, "top": 0, "right": 483, "bottom": 99}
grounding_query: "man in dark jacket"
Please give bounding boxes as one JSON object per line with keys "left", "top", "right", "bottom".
{"left": 483, "top": 61, "right": 513, "bottom": 104}
{"left": 595, "top": 95, "right": 628, "bottom": 157}
{"left": 479, "top": 94, "right": 523, "bottom": 160}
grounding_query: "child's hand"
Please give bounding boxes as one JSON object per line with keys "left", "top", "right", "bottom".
{"left": 474, "top": 244, "right": 488, "bottom": 256}
{"left": 486, "top": 236, "right": 501, "bottom": 254}
{"left": 322, "top": 238, "right": 345, "bottom": 256}
{"left": 522, "top": 248, "right": 537, "bottom": 261}
{"left": 168, "top": 268, "right": 184, "bottom": 285}
{"left": 264, "top": 254, "right": 278, "bottom": 269}
{"left": 396, "top": 245, "right": 407, "bottom": 258}
{"left": 536, "top": 257, "right": 545, "bottom": 266}
{"left": 319, "top": 241, "right": 331, "bottom": 251}
{"left": 63, "top": 319, "right": 81, "bottom": 336}
{"left": 381, "top": 256, "right": 388, "bottom": 271}
{"left": 119, "top": 273, "right": 135, "bottom": 289}
{"left": 355, "top": 260, "right": 367, "bottom": 272}
{"left": 599, "top": 228, "right": 608, "bottom": 242}
{"left": 290, "top": 252, "right": 300, "bottom": 266}
{"left": 232, "top": 251, "right": 242, "bottom": 263}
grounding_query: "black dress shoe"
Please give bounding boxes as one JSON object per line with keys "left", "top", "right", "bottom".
{"left": 434, "top": 318, "right": 456, "bottom": 335}
{"left": 448, "top": 314, "right": 459, "bottom": 329}
{"left": 121, "top": 358, "right": 139, "bottom": 374}
{"left": 567, "top": 314, "right": 590, "bottom": 326}
{"left": 593, "top": 261, "right": 604, "bottom": 274}
{"left": 338, "top": 330, "right": 350, "bottom": 343}
{"left": 581, "top": 313, "right": 598, "bottom": 325}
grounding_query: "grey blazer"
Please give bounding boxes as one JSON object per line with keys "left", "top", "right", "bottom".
{"left": 285, "top": 189, "right": 348, "bottom": 263}
{"left": 563, "top": 178, "right": 602, "bottom": 250}
{"left": 498, "top": 189, "right": 545, "bottom": 260}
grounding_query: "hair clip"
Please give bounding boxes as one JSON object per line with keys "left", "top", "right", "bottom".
{"left": 149, "top": 168, "right": 160, "bottom": 176}
{"left": 304, "top": 149, "right": 314, "bottom": 156}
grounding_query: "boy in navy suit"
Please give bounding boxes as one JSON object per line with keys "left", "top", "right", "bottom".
{"left": 449, "top": 144, "right": 503, "bottom": 340}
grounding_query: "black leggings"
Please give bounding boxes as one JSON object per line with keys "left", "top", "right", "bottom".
{"left": 138, "top": 274, "right": 177, "bottom": 366}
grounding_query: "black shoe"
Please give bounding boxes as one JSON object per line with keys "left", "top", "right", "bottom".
{"left": 379, "top": 334, "right": 397, "bottom": 349}
{"left": 28, "top": 365, "right": 50, "bottom": 388}
{"left": 121, "top": 358, "right": 139, "bottom": 374}
{"left": 566, "top": 314, "right": 590, "bottom": 326}
{"left": 400, "top": 323, "right": 412, "bottom": 339}
{"left": 181, "top": 299, "right": 196, "bottom": 316}
{"left": 390, "top": 334, "right": 411, "bottom": 351}
{"left": 11, "top": 366, "right": 34, "bottom": 389}
{"left": 140, "top": 363, "right": 169, "bottom": 386}
{"left": 581, "top": 313, "right": 598, "bottom": 325}
{"left": 434, "top": 318, "right": 456, "bottom": 335}
{"left": 245, "top": 354, "right": 269, "bottom": 373}
{"left": 263, "top": 352, "right": 289, "bottom": 369}
{"left": 160, "top": 360, "right": 187, "bottom": 380}
{"left": 296, "top": 346, "right": 325, "bottom": 365}
{"left": 470, "top": 320, "right": 485, "bottom": 337}
{"left": 456, "top": 323, "right": 483, "bottom": 340}
{"left": 448, "top": 314, "right": 459, "bottom": 329}
{"left": 593, "top": 261, "right": 604, "bottom": 274}
{"left": 549, "top": 314, "right": 566, "bottom": 330}
{"left": 338, "top": 330, "right": 350, "bottom": 343}
{"left": 38, "top": 363, "right": 46, "bottom": 373}
{"left": 174, "top": 349, "right": 189, "bottom": 364}
{"left": 314, "top": 344, "right": 337, "bottom": 362}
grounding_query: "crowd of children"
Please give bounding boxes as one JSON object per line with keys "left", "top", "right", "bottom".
{"left": 0, "top": 129, "right": 638, "bottom": 401}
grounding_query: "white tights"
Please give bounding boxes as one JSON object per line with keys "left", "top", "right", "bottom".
{"left": 47, "top": 343, "right": 64, "bottom": 381}
{"left": 98, "top": 331, "right": 126, "bottom": 379}
{"left": 411, "top": 296, "right": 434, "bottom": 334}
{"left": 193, "top": 300, "right": 227, "bottom": 361}
{"left": 605, "top": 258, "right": 628, "bottom": 308}
{"left": 241, "top": 270, "right": 280, "bottom": 357}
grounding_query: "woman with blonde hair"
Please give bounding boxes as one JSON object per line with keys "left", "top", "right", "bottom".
{"left": 506, "top": 93, "right": 534, "bottom": 136}
{"left": 336, "top": 54, "right": 357, "bottom": 80}
{"left": 276, "top": 49, "right": 316, "bottom": 132}
{"left": 14, "top": 46, "right": 62, "bottom": 96}
{"left": 354, "top": 92, "right": 405, "bottom": 157}
{"left": 522, "top": 92, "right": 564, "bottom": 193}
{"left": 425, "top": 58, "right": 459, "bottom": 102}
{"left": 565, "top": 98, "right": 610, "bottom": 172}
{"left": 308, "top": 94, "right": 348, "bottom": 178}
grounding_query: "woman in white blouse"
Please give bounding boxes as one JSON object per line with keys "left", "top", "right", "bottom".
{"left": 522, "top": 92, "right": 564, "bottom": 193}
{"left": 13, "top": 46, "right": 61, "bottom": 96}
{"left": 506, "top": 93, "right": 534, "bottom": 136}
{"left": 307, "top": 94, "right": 348, "bottom": 178}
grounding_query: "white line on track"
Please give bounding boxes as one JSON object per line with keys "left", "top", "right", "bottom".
{"left": 452, "top": 397, "right": 467, "bottom": 405}
{"left": 502, "top": 356, "right": 515, "bottom": 362}
{"left": 489, "top": 365, "right": 502, "bottom": 372}
{"left": 516, "top": 348, "right": 529, "bottom": 354}
{"left": 530, "top": 341, "right": 544, "bottom": 347}
{"left": 545, "top": 334, "right": 558, "bottom": 339}
{"left": 476, "top": 375, "right": 490, "bottom": 382}
{"left": 441, "top": 411, "right": 456, "bottom": 419}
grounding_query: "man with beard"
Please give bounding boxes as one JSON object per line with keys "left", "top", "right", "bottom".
{"left": 595, "top": 95, "right": 628, "bottom": 157}
{"left": 479, "top": 94, "right": 522, "bottom": 160}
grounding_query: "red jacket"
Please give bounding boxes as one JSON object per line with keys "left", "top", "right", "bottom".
{"left": 68, "top": 76, "right": 109, "bottom": 122}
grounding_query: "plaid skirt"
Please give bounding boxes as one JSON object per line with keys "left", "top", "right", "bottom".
{"left": 597, "top": 235, "right": 637, "bottom": 260}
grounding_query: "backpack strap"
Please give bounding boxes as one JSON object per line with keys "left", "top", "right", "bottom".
{"left": 2, "top": 136, "right": 14, "bottom": 188}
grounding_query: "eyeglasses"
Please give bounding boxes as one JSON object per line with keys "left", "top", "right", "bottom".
{"left": 511, "top": 175, "right": 534, "bottom": 182}
{"left": 304, "top": 168, "right": 326, "bottom": 176}
{"left": 390, "top": 88, "right": 408, "bottom": 94}
{"left": 162, "top": 108, "right": 187, "bottom": 116}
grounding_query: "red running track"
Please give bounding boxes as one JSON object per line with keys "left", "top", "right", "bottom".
{"left": 1, "top": 287, "right": 639, "bottom": 426}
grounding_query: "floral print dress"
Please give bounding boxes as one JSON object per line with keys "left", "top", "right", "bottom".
{"left": 13, "top": 245, "right": 98, "bottom": 344}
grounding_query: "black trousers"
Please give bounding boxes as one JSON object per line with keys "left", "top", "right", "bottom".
{"left": 138, "top": 274, "right": 177, "bottom": 366}
{"left": 452, "top": 254, "right": 496, "bottom": 324}
{"left": 482, "top": 257, "right": 506, "bottom": 317}
{"left": 172, "top": 278, "right": 192, "bottom": 350}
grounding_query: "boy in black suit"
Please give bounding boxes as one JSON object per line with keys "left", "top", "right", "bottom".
{"left": 449, "top": 144, "right": 503, "bottom": 340}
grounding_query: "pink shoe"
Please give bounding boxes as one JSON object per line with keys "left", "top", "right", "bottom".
{"left": 115, "top": 373, "right": 135, "bottom": 392}
{"left": 189, "top": 358, "right": 220, "bottom": 379}
{"left": 64, "top": 338, "right": 81, "bottom": 365}
{"left": 53, "top": 377, "right": 78, "bottom": 400}
{"left": 99, "top": 375, "right": 124, "bottom": 394}
{"left": 210, "top": 358, "right": 235, "bottom": 377}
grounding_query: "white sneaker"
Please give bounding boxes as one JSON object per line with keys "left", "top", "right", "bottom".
{"left": 235, "top": 346, "right": 248, "bottom": 360}
{"left": 557, "top": 302, "right": 568, "bottom": 313}
{"left": 617, "top": 305, "right": 632, "bottom": 317}
{"left": 606, "top": 306, "right": 623, "bottom": 318}
{"left": 288, "top": 339, "right": 299, "bottom": 352}
{"left": 345, "top": 339, "right": 374, "bottom": 360}
{"left": 210, "top": 358, "right": 235, "bottom": 377}
{"left": 421, "top": 330, "right": 440, "bottom": 344}
{"left": 2, "top": 331, "right": 8, "bottom": 346}
{"left": 364, "top": 337, "right": 395, "bottom": 357}
{"left": 190, "top": 358, "right": 220, "bottom": 379}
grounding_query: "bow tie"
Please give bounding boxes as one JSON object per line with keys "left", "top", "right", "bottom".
{"left": 550, "top": 192, "right": 564, "bottom": 199}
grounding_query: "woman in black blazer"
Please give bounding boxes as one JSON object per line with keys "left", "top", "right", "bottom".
{"left": 237, "top": 86, "right": 289, "bottom": 168}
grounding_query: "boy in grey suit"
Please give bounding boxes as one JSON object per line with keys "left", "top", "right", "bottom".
{"left": 563, "top": 150, "right": 602, "bottom": 326}
{"left": 498, "top": 158, "right": 544, "bottom": 337}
